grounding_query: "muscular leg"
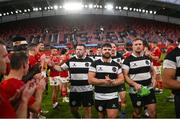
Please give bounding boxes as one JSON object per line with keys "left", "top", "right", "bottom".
{"left": 132, "top": 107, "right": 142, "bottom": 118}
{"left": 106, "top": 109, "right": 119, "bottom": 118}
{"left": 70, "top": 107, "right": 81, "bottom": 118}
{"left": 84, "top": 107, "right": 92, "bottom": 118}
{"left": 146, "top": 103, "right": 156, "bottom": 118}
{"left": 52, "top": 86, "right": 59, "bottom": 105}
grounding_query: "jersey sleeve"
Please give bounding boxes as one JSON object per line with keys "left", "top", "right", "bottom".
{"left": 163, "top": 51, "right": 176, "bottom": 69}
{"left": 89, "top": 61, "right": 97, "bottom": 72}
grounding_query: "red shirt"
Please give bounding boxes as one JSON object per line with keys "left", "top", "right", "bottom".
{"left": 59, "top": 55, "right": 69, "bottom": 77}
{"left": 29, "top": 55, "right": 38, "bottom": 69}
{"left": 151, "top": 47, "right": 161, "bottom": 66}
{"left": 167, "top": 45, "right": 175, "bottom": 54}
{"left": 50, "top": 56, "right": 60, "bottom": 77}
{"left": 123, "top": 51, "right": 132, "bottom": 59}
{"left": 0, "top": 78, "right": 35, "bottom": 106}
{"left": 0, "top": 88, "right": 16, "bottom": 118}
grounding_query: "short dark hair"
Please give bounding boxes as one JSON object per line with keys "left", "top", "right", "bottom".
{"left": 133, "top": 38, "right": 143, "bottom": 43}
{"left": 76, "top": 44, "right": 86, "bottom": 49}
{"left": 10, "top": 52, "right": 28, "bottom": 70}
{"left": 167, "top": 38, "right": 174, "bottom": 44}
{"left": 101, "top": 43, "right": 112, "bottom": 48}
{"left": 61, "top": 48, "right": 67, "bottom": 55}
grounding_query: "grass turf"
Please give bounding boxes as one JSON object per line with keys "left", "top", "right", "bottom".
{"left": 41, "top": 85, "right": 175, "bottom": 118}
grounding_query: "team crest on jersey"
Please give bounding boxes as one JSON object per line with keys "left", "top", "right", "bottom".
{"left": 85, "top": 63, "right": 89, "bottom": 67}
{"left": 97, "top": 67, "right": 103, "bottom": 71}
{"left": 73, "top": 63, "right": 76, "bottom": 67}
{"left": 112, "top": 67, "right": 117, "bottom": 72}
{"left": 117, "top": 58, "right": 120, "bottom": 62}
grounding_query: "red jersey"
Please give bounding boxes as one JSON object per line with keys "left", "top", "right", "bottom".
{"left": 49, "top": 56, "right": 60, "bottom": 77}
{"left": 29, "top": 55, "right": 38, "bottom": 69}
{"left": 151, "top": 47, "right": 161, "bottom": 66}
{"left": 0, "top": 78, "right": 35, "bottom": 106}
{"left": 167, "top": 45, "right": 175, "bottom": 54}
{"left": 0, "top": 88, "right": 16, "bottom": 118}
{"left": 123, "top": 51, "right": 132, "bottom": 59}
{"left": 59, "top": 55, "right": 69, "bottom": 77}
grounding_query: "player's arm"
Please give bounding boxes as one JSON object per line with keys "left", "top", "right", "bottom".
{"left": 162, "top": 55, "right": 180, "bottom": 89}
{"left": 53, "top": 63, "right": 69, "bottom": 71}
{"left": 150, "top": 64, "right": 156, "bottom": 88}
{"left": 111, "top": 72, "right": 124, "bottom": 86}
{"left": 88, "top": 71, "right": 110, "bottom": 86}
{"left": 123, "top": 69, "right": 141, "bottom": 91}
{"left": 163, "top": 68, "right": 180, "bottom": 89}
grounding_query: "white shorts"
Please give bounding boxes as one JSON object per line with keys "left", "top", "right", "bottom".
{"left": 59, "top": 77, "right": 69, "bottom": 84}
{"left": 154, "top": 66, "right": 161, "bottom": 74}
{"left": 49, "top": 76, "right": 61, "bottom": 86}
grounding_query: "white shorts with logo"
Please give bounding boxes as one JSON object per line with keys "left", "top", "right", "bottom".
{"left": 154, "top": 66, "right": 161, "bottom": 74}
{"left": 59, "top": 77, "right": 69, "bottom": 84}
{"left": 49, "top": 76, "right": 61, "bottom": 86}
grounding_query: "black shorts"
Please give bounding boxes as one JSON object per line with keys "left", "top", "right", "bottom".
{"left": 117, "top": 83, "right": 126, "bottom": 92}
{"left": 95, "top": 98, "right": 119, "bottom": 112}
{"left": 174, "top": 94, "right": 180, "bottom": 118}
{"left": 129, "top": 89, "right": 156, "bottom": 107}
{"left": 69, "top": 91, "right": 94, "bottom": 107}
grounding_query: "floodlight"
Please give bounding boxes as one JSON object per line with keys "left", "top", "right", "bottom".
{"left": 123, "top": 6, "right": 128, "bottom": 10}
{"left": 0, "top": 13, "right": 2, "bottom": 16}
{"left": 24, "top": 9, "right": 27, "bottom": 12}
{"left": 105, "top": 4, "right": 113, "bottom": 10}
{"left": 84, "top": 5, "right": 88, "bottom": 8}
{"left": 63, "top": 2, "right": 83, "bottom": 11}
{"left": 89, "top": 4, "right": 93, "bottom": 9}
{"left": 54, "top": 5, "right": 58, "bottom": 10}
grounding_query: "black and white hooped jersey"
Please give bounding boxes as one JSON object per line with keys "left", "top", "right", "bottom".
{"left": 112, "top": 52, "right": 124, "bottom": 64}
{"left": 89, "top": 58, "right": 122, "bottom": 100}
{"left": 122, "top": 53, "right": 152, "bottom": 86}
{"left": 94, "top": 55, "right": 102, "bottom": 61}
{"left": 61, "top": 56, "right": 93, "bottom": 92}
{"left": 163, "top": 45, "right": 180, "bottom": 94}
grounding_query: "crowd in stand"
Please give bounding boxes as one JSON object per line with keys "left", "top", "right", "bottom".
{"left": 0, "top": 15, "right": 180, "bottom": 48}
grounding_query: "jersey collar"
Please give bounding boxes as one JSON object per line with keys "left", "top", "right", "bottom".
{"left": 75, "top": 55, "right": 86, "bottom": 59}
{"left": 100, "top": 57, "right": 112, "bottom": 63}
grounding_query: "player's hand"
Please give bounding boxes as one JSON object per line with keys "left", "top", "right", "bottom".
{"left": 134, "top": 83, "right": 142, "bottom": 92}
{"left": 105, "top": 75, "right": 113, "bottom": 85}
{"left": 21, "top": 80, "right": 36, "bottom": 102}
